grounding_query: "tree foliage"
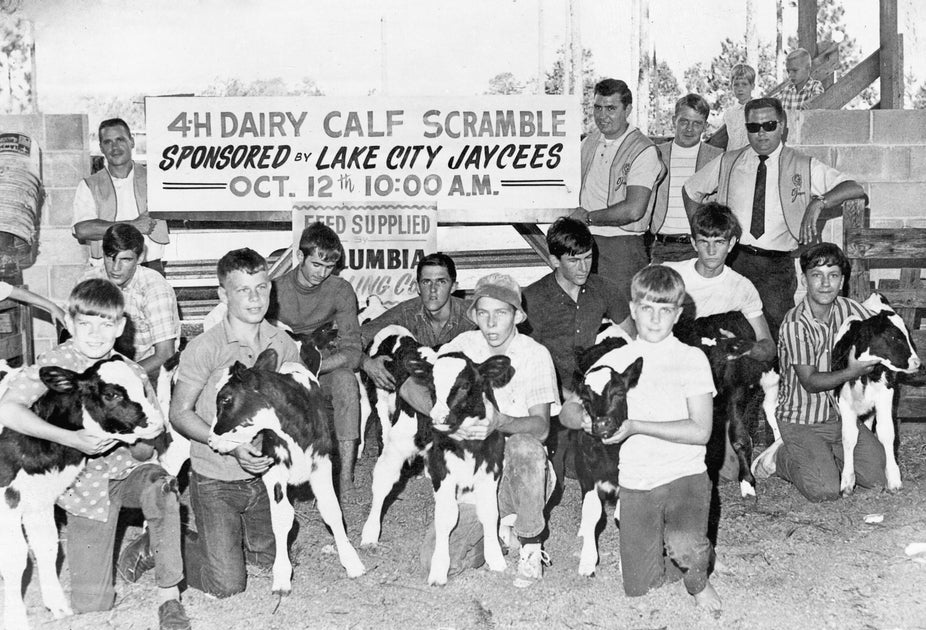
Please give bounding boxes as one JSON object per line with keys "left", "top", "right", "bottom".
{"left": 648, "top": 60, "right": 681, "bottom": 136}
{"left": 199, "top": 76, "right": 323, "bottom": 97}
{"left": 683, "top": 37, "right": 777, "bottom": 116}
{"left": 485, "top": 72, "right": 523, "bottom": 95}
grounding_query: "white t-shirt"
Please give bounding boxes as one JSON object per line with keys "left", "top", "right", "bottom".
{"left": 664, "top": 258, "right": 764, "bottom": 321}
{"left": 593, "top": 336, "right": 715, "bottom": 490}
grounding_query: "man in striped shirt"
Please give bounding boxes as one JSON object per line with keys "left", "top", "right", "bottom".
{"left": 752, "top": 243, "right": 886, "bottom": 502}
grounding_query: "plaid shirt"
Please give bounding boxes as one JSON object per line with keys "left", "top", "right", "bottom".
{"left": 779, "top": 78, "right": 824, "bottom": 111}
{"left": 0, "top": 341, "right": 159, "bottom": 521}
{"left": 82, "top": 265, "right": 180, "bottom": 362}
{"left": 777, "top": 296, "right": 870, "bottom": 425}
{"left": 359, "top": 295, "right": 475, "bottom": 349}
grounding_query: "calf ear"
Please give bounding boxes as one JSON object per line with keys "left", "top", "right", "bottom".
{"left": 621, "top": 357, "right": 644, "bottom": 389}
{"left": 300, "top": 345, "right": 323, "bottom": 377}
{"left": 254, "top": 348, "right": 279, "bottom": 372}
{"left": 479, "top": 355, "right": 515, "bottom": 389}
{"left": 38, "top": 366, "right": 79, "bottom": 393}
{"left": 311, "top": 321, "right": 339, "bottom": 350}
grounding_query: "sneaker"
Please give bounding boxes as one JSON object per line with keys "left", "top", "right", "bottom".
{"left": 513, "top": 543, "right": 550, "bottom": 588}
{"left": 158, "top": 600, "right": 191, "bottom": 630}
{"left": 117, "top": 531, "right": 155, "bottom": 583}
{"left": 751, "top": 438, "right": 783, "bottom": 480}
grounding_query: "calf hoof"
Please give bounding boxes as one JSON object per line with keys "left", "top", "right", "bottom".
{"left": 887, "top": 481, "right": 903, "bottom": 493}
{"left": 343, "top": 556, "right": 366, "bottom": 578}
{"left": 360, "top": 523, "right": 381, "bottom": 548}
{"left": 427, "top": 570, "right": 449, "bottom": 586}
{"left": 578, "top": 562, "right": 596, "bottom": 577}
{"left": 271, "top": 587, "right": 292, "bottom": 597}
{"left": 486, "top": 556, "right": 507, "bottom": 572}
{"left": 47, "top": 598, "right": 73, "bottom": 620}
{"left": 739, "top": 480, "right": 756, "bottom": 499}
{"left": 840, "top": 473, "right": 856, "bottom": 497}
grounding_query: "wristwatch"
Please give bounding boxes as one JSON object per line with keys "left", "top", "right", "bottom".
{"left": 585, "top": 213, "right": 593, "bottom": 225}
{"left": 812, "top": 194, "right": 827, "bottom": 207}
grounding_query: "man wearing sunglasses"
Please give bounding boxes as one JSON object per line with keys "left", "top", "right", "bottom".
{"left": 682, "top": 97, "right": 864, "bottom": 340}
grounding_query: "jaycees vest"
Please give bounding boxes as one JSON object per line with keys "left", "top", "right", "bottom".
{"left": 83, "top": 162, "right": 147, "bottom": 259}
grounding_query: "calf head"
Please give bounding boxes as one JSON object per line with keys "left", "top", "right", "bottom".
{"left": 287, "top": 321, "right": 339, "bottom": 377}
{"left": 576, "top": 357, "right": 644, "bottom": 439}
{"left": 210, "top": 348, "right": 282, "bottom": 453}
{"left": 42, "top": 357, "right": 163, "bottom": 442}
{"left": 358, "top": 294, "right": 388, "bottom": 324}
{"left": 835, "top": 294, "right": 921, "bottom": 374}
{"left": 409, "top": 351, "right": 514, "bottom": 434}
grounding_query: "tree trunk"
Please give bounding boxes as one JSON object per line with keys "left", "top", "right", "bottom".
{"left": 636, "top": 0, "right": 651, "bottom": 133}
{"left": 745, "top": 0, "right": 758, "bottom": 73}
{"left": 775, "top": 0, "right": 784, "bottom": 83}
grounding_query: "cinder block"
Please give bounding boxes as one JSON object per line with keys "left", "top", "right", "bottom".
{"left": 830, "top": 146, "right": 911, "bottom": 182}
{"left": 867, "top": 182, "right": 926, "bottom": 219}
{"left": 42, "top": 151, "right": 90, "bottom": 188}
{"left": 49, "top": 264, "right": 88, "bottom": 301}
{"left": 21, "top": 265, "right": 49, "bottom": 295}
{"left": 870, "top": 218, "right": 904, "bottom": 228}
{"left": 0, "top": 114, "right": 45, "bottom": 145}
{"left": 794, "top": 111, "right": 870, "bottom": 145}
{"left": 872, "top": 110, "right": 926, "bottom": 145}
{"left": 42, "top": 187, "right": 78, "bottom": 227}
{"left": 909, "top": 146, "right": 926, "bottom": 175}
{"left": 791, "top": 145, "right": 833, "bottom": 166}
{"left": 34, "top": 227, "right": 87, "bottom": 266}
{"left": 43, "top": 115, "right": 89, "bottom": 151}
{"left": 904, "top": 217, "right": 926, "bottom": 229}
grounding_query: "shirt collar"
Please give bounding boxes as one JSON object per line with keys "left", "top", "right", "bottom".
{"left": 220, "top": 317, "right": 280, "bottom": 346}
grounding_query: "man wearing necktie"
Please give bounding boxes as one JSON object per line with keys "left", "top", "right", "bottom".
{"left": 682, "top": 97, "right": 864, "bottom": 340}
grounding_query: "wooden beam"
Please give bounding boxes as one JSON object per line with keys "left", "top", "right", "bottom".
{"left": 797, "top": 0, "right": 818, "bottom": 58}
{"left": 843, "top": 227, "right": 926, "bottom": 260}
{"left": 880, "top": 0, "right": 903, "bottom": 110}
{"left": 153, "top": 207, "right": 575, "bottom": 225}
{"left": 513, "top": 223, "right": 554, "bottom": 269}
{"left": 805, "top": 49, "right": 880, "bottom": 110}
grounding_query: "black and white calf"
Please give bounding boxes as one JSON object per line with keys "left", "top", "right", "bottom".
{"left": 0, "top": 357, "right": 163, "bottom": 630}
{"left": 207, "top": 348, "right": 365, "bottom": 595}
{"left": 674, "top": 311, "right": 779, "bottom": 497}
{"left": 572, "top": 337, "right": 643, "bottom": 577}
{"left": 833, "top": 293, "right": 921, "bottom": 495}
{"left": 359, "top": 330, "right": 438, "bottom": 546}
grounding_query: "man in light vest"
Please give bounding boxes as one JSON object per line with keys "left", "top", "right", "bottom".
{"left": 649, "top": 94, "right": 722, "bottom": 263}
{"left": 570, "top": 79, "right": 665, "bottom": 290}
{"left": 72, "top": 118, "right": 169, "bottom": 274}
{"left": 683, "top": 97, "right": 864, "bottom": 340}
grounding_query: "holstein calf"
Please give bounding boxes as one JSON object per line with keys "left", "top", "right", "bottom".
{"left": 0, "top": 358, "right": 163, "bottom": 630}
{"left": 833, "top": 293, "right": 921, "bottom": 495}
{"left": 359, "top": 330, "right": 438, "bottom": 546}
{"left": 207, "top": 348, "right": 365, "bottom": 595}
{"left": 571, "top": 337, "right": 643, "bottom": 576}
{"left": 406, "top": 351, "right": 514, "bottom": 586}
{"left": 674, "top": 311, "right": 779, "bottom": 498}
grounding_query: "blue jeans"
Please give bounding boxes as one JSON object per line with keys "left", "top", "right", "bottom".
{"left": 185, "top": 471, "right": 275, "bottom": 597}
{"left": 497, "top": 434, "right": 554, "bottom": 539}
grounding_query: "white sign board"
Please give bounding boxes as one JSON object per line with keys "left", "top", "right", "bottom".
{"left": 145, "top": 96, "right": 581, "bottom": 215}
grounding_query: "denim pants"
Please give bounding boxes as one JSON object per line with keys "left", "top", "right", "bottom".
{"left": 619, "top": 472, "right": 713, "bottom": 597}
{"left": 729, "top": 248, "right": 797, "bottom": 343}
{"left": 497, "top": 434, "right": 554, "bottom": 539}
{"left": 776, "top": 420, "right": 886, "bottom": 502}
{"left": 321, "top": 368, "right": 360, "bottom": 441}
{"left": 185, "top": 471, "right": 275, "bottom": 597}
{"left": 67, "top": 463, "right": 182, "bottom": 612}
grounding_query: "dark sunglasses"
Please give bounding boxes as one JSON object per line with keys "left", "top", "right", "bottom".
{"left": 745, "top": 121, "right": 779, "bottom": 133}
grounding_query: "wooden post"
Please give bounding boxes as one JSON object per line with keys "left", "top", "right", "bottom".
{"left": 797, "top": 0, "right": 817, "bottom": 58}
{"left": 880, "top": 0, "right": 903, "bottom": 110}
{"left": 842, "top": 199, "right": 870, "bottom": 301}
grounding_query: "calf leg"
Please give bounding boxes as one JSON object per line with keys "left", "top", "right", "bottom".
{"left": 728, "top": 391, "right": 757, "bottom": 498}
{"left": 0, "top": 505, "right": 30, "bottom": 630}
{"left": 473, "top": 473, "right": 505, "bottom": 572}
{"left": 361, "top": 421, "right": 419, "bottom": 546}
{"left": 874, "top": 390, "right": 902, "bottom": 491}
{"left": 428, "top": 481, "right": 458, "bottom": 586}
{"left": 21, "top": 503, "right": 71, "bottom": 620}
{"left": 307, "top": 453, "right": 365, "bottom": 578}
{"left": 838, "top": 394, "right": 861, "bottom": 496}
{"left": 261, "top": 466, "right": 295, "bottom": 594}
{"left": 577, "top": 489, "right": 602, "bottom": 576}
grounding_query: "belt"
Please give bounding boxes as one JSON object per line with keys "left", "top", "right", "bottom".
{"left": 654, "top": 233, "right": 690, "bottom": 244}
{"left": 737, "top": 244, "right": 791, "bottom": 258}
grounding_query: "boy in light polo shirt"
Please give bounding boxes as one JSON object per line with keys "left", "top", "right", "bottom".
{"left": 561, "top": 265, "right": 721, "bottom": 614}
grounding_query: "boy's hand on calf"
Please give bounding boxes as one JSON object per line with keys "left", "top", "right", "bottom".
{"left": 363, "top": 355, "right": 395, "bottom": 390}
{"left": 601, "top": 419, "right": 635, "bottom": 445}
{"left": 66, "top": 429, "right": 117, "bottom": 456}
{"left": 233, "top": 443, "right": 273, "bottom": 475}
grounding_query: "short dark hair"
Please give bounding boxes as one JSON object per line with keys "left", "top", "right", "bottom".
{"left": 298, "top": 221, "right": 344, "bottom": 270}
{"left": 547, "top": 217, "right": 594, "bottom": 258}
{"left": 417, "top": 252, "right": 457, "bottom": 283}
{"left": 217, "top": 248, "right": 268, "bottom": 287}
{"left": 594, "top": 79, "right": 632, "bottom": 107}
{"left": 68, "top": 278, "right": 124, "bottom": 320}
{"left": 102, "top": 223, "right": 144, "bottom": 258}
{"left": 745, "top": 97, "right": 787, "bottom": 125}
{"left": 689, "top": 202, "right": 742, "bottom": 241}
{"left": 674, "top": 93, "right": 711, "bottom": 120}
{"left": 98, "top": 117, "right": 132, "bottom": 138}
{"left": 799, "top": 242, "right": 850, "bottom": 277}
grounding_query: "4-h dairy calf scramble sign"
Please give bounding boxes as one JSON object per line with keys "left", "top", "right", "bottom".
{"left": 145, "top": 96, "right": 582, "bottom": 215}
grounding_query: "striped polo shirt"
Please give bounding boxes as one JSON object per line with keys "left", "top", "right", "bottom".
{"left": 776, "top": 296, "right": 870, "bottom": 425}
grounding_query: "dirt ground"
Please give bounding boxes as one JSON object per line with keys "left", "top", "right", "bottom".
{"left": 13, "top": 423, "right": 926, "bottom": 630}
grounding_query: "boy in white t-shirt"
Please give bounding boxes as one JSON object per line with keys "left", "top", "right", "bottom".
{"left": 560, "top": 265, "right": 721, "bottom": 614}
{"left": 664, "top": 202, "right": 776, "bottom": 362}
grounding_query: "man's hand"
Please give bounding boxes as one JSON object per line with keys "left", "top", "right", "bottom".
{"left": 451, "top": 404, "right": 500, "bottom": 441}
{"left": 800, "top": 198, "right": 825, "bottom": 244}
{"left": 847, "top": 346, "right": 879, "bottom": 378}
{"left": 65, "top": 430, "right": 117, "bottom": 456}
{"left": 131, "top": 214, "right": 157, "bottom": 236}
{"left": 568, "top": 207, "right": 590, "bottom": 223}
{"left": 601, "top": 419, "right": 636, "bottom": 445}
{"left": 232, "top": 443, "right": 273, "bottom": 475}
{"left": 362, "top": 355, "right": 395, "bottom": 390}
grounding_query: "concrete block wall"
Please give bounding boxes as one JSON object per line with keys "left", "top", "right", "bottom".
{"left": 0, "top": 114, "right": 91, "bottom": 356}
